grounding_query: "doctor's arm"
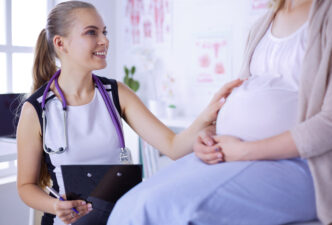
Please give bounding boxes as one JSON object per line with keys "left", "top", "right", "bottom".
{"left": 118, "top": 79, "right": 243, "bottom": 160}
{"left": 16, "top": 102, "right": 90, "bottom": 224}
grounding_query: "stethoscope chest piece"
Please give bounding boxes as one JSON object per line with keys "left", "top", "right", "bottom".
{"left": 42, "top": 107, "right": 68, "bottom": 154}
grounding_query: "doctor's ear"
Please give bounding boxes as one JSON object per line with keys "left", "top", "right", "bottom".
{"left": 53, "top": 35, "right": 66, "bottom": 53}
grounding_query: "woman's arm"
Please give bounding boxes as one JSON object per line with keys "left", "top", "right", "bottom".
{"left": 212, "top": 131, "right": 299, "bottom": 162}
{"left": 118, "top": 79, "right": 243, "bottom": 160}
{"left": 194, "top": 128, "right": 299, "bottom": 163}
{"left": 16, "top": 102, "right": 90, "bottom": 224}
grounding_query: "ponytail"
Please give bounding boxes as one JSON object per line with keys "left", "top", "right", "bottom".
{"left": 32, "top": 29, "right": 57, "bottom": 93}
{"left": 32, "top": 29, "right": 55, "bottom": 188}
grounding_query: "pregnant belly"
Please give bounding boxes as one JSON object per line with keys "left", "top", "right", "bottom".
{"left": 216, "top": 88, "right": 298, "bottom": 141}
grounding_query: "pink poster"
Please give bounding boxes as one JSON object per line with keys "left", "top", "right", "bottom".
{"left": 124, "top": 0, "right": 172, "bottom": 45}
{"left": 194, "top": 38, "right": 230, "bottom": 85}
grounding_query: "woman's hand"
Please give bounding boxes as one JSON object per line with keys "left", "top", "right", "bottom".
{"left": 53, "top": 197, "right": 92, "bottom": 224}
{"left": 193, "top": 125, "right": 224, "bottom": 164}
{"left": 197, "top": 78, "right": 244, "bottom": 125}
{"left": 213, "top": 135, "right": 248, "bottom": 162}
{"left": 194, "top": 131, "right": 249, "bottom": 164}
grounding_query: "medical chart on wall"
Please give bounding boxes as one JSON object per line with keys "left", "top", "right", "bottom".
{"left": 194, "top": 37, "right": 230, "bottom": 85}
{"left": 183, "top": 34, "right": 232, "bottom": 115}
{"left": 117, "top": 0, "right": 174, "bottom": 108}
{"left": 123, "top": 0, "right": 172, "bottom": 46}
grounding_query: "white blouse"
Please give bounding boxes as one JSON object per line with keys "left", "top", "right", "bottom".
{"left": 44, "top": 88, "right": 122, "bottom": 196}
{"left": 216, "top": 22, "right": 308, "bottom": 141}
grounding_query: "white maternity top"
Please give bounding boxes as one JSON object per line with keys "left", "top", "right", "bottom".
{"left": 216, "top": 22, "right": 308, "bottom": 141}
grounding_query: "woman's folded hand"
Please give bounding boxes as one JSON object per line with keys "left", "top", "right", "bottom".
{"left": 194, "top": 129, "right": 249, "bottom": 163}
{"left": 193, "top": 125, "right": 224, "bottom": 164}
{"left": 213, "top": 135, "right": 248, "bottom": 162}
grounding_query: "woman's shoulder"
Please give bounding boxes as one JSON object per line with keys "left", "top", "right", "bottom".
{"left": 20, "top": 101, "right": 37, "bottom": 117}
{"left": 26, "top": 83, "right": 48, "bottom": 105}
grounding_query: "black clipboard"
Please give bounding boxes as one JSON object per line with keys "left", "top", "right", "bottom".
{"left": 61, "top": 164, "right": 142, "bottom": 203}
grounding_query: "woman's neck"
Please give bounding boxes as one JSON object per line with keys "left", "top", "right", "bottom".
{"left": 272, "top": 0, "right": 312, "bottom": 38}
{"left": 53, "top": 68, "right": 95, "bottom": 106}
{"left": 283, "top": 0, "right": 312, "bottom": 12}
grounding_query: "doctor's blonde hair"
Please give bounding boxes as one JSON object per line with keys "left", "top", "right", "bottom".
{"left": 33, "top": 1, "right": 95, "bottom": 188}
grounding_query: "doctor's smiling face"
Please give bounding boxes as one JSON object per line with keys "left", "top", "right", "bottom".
{"left": 57, "top": 8, "right": 109, "bottom": 72}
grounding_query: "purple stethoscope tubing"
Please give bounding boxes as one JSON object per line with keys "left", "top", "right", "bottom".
{"left": 41, "top": 70, "right": 125, "bottom": 154}
{"left": 92, "top": 75, "right": 125, "bottom": 147}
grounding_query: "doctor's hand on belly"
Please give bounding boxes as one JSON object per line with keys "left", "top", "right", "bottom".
{"left": 193, "top": 79, "right": 246, "bottom": 164}
{"left": 196, "top": 78, "right": 245, "bottom": 126}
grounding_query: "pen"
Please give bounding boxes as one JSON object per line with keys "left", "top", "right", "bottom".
{"left": 46, "top": 186, "right": 79, "bottom": 214}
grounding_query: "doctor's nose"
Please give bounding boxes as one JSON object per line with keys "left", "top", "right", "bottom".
{"left": 98, "top": 34, "right": 109, "bottom": 48}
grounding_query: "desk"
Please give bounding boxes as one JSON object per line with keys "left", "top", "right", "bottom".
{"left": 0, "top": 138, "right": 17, "bottom": 162}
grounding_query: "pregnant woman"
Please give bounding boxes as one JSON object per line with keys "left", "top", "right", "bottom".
{"left": 107, "top": 0, "right": 332, "bottom": 224}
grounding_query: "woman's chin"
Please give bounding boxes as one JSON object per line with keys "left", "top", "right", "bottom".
{"left": 93, "top": 62, "right": 107, "bottom": 71}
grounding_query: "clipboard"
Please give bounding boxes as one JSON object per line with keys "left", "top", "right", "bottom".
{"left": 61, "top": 164, "right": 142, "bottom": 203}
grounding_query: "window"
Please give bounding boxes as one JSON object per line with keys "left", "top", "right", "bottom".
{"left": 12, "top": 0, "right": 47, "bottom": 46}
{"left": 0, "top": 53, "right": 6, "bottom": 92}
{"left": 0, "top": 0, "right": 55, "bottom": 179}
{"left": 0, "top": 0, "right": 5, "bottom": 45}
{"left": 0, "top": 0, "right": 54, "bottom": 94}
{"left": 12, "top": 53, "right": 33, "bottom": 93}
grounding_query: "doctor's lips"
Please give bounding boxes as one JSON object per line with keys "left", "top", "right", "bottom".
{"left": 93, "top": 51, "right": 107, "bottom": 58}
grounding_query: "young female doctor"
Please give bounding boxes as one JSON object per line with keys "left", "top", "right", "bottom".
{"left": 16, "top": 1, "right": 242, "bottom": 225}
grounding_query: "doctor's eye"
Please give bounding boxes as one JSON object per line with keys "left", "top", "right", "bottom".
{"left": 86, "top": 30, "right": 97, "bottom": 35}
{"left": 103, "top": 30, "right": 108, "bottom": 36}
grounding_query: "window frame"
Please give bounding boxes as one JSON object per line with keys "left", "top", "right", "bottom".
{"left": 0, "top": 0, "right": 55, "bottom": 93}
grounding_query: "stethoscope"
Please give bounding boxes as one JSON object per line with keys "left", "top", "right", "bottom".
{"left": 41, "top": 70, "right": 132, "bottom": 164}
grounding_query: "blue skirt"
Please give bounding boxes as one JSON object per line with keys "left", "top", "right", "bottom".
{"left": 107, "top": 153, "right": 316, "bottom": 225}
